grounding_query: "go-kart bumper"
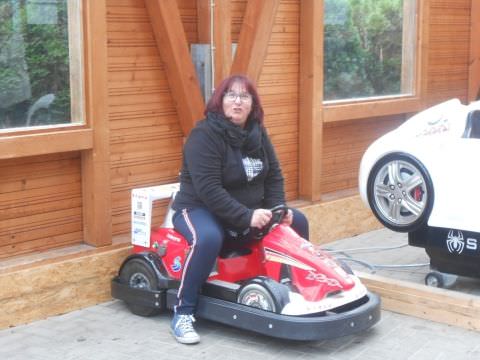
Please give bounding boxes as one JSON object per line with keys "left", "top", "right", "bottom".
{"left": 111, "top": 277, "right": 381, "bottom": 341}
{"left": 174, "top": 290, "right": 381, "bottom": 341}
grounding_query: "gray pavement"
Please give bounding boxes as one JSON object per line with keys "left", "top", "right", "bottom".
{"left": 1, "top": 296, "right": 480, "bottom": 359}
{"left": 2, "top": 228, "right": 480, "bottom": 360}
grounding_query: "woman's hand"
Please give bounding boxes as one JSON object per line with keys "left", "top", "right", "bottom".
{"left": 250, "top": 208, "right": 272, "bottom": 229}
{"left": 281, "top": 209, "right": 293, "bottom": 226}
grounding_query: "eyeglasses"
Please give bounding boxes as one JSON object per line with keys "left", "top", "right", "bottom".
{"left": 224, "top": 91, "right": 252, "bottom": 102}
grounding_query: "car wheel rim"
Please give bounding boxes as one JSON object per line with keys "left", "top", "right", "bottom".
{"left": 238, "top": 284, "right": 275, "bottom": 312}
{"left": 426, "top": 275, "right": 439, "bottom": 287}
{"left": 129, "top": 272, "right": 151, "bottom": 289}
{"left": 373, "top": 160, "right": 428, "bottom": 226}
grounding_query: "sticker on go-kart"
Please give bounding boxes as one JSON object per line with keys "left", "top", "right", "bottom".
{"left": 305, "top": 271, "right": 342, "bottom": 288}
{"left": 446, "top": 229, "right": 465, "bottom": 254}
{"left": 264, "top": 247, "right": 315, "bottom": 271}
{"left": 171, "top": 256, "right": 183, "bottom": 272}
{"left": 446, "top": 229, "right": 478, "bottom": 254}
{"left": 166, "top": 232, "right": 182, "bottom": 242}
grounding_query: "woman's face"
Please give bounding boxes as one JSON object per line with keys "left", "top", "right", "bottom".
{"left": 222, "top": 81, "right": 252, "bottom": 128}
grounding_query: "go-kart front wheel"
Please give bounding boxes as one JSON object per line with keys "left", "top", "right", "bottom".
{"left": 237, "top": 277, "right": 290, "bottom": 314}
{"left": 367, "top": 153, "right": 434, "bottom": 232}
{"left": 119, "top": 258, "right": 161, "bottom": 317}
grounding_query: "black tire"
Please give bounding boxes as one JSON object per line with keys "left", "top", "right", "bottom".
{"left": 425, "top": 271, "right": 457, "bottom": 289}
{"left": 119, "top": 258, "right": 161, "bottom": 317}
{"left": 237, "top": 277, "right": 290, "bottom": 314}
{"left": 367, "top": 153, "right": 434, "bottom": 232}
{"left": 425, "top": 272, "right": 444, "bottom": 288}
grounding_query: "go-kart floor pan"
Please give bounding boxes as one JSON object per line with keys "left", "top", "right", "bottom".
{"left": 165, "top": 289, "right": 381, "bottom": 341}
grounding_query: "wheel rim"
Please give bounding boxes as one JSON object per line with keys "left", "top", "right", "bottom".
{"left": 426, "top": 275, "right": 440, "bottom": 287}
{"left": 129, "top": 272, "right": 151, "bottom": 289}
{"left": 373, "top": 159, "right": 428, "bottom": 227}
{"left": 238, "top": 284, "right": 275, "bottom": 312}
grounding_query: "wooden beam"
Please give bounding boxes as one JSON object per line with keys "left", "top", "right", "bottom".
{"left": 230, "top": 0, "right": 280, "bottom": 83}
{"left": 0, "top": 128, "right": 92, "bottom": 160}
{"left": 417, "top": 0, "right": 429, "bottom": 106}
{"left": 146, "top": 0, "right": 205, "bottom": 136}
{"left": 197, "top": 0, "right": 211, "bottom": 43}
{"left": 358, "top": 271, "right": 480, "bottom": 332}
{"left": 469, "top": 0, "right": 480, "bottom": 101}
{"left": 81, "top": 0, "right": 112, "bottom": 247}
{"left": 323, "top": 97, "right": 423, "bottom": 123}
{"left": 213, "top": 0, "right": 232, "bottom": 87}
{"left": 298, "top": 0, "right": 323, "bottom": 201}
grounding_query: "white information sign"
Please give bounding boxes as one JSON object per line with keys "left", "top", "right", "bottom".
{"left": 131, "top": 183, "right": 180, "bottom": 247}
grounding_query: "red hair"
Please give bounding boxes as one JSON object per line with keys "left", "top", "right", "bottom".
{"left": 205, "top": 74, "right": 264, "bottom": 125}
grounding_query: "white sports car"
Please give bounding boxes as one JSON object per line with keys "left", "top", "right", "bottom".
{"left": 359, "top": 98, "right": 480, "bottom": 233}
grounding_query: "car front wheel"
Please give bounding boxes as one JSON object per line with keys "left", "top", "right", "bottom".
{"left": 367, "top": 153, "right": 434, "bottom": 232}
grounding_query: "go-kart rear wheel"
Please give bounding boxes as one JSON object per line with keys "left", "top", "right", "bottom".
{"left": 237, "top": 277, "right": 290, "bottom": 314}
{"left": 119, "top": 258, "right": 161, "bottom": 317}
{"left": 367, "top": 153, "right": 434, "bottom": 232}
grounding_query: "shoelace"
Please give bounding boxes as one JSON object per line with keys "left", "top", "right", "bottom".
{"left": 176, "top": 315, "right": 196, "bottom": 333}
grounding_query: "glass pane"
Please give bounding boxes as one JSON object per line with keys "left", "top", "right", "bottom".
{"left": 324, "top": 0, "right": 416, "bottom": 101}
{"left": 0, "top": 0, "right": 78, "bottom": 130}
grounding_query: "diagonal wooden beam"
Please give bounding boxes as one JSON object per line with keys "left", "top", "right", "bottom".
{"left": 230, "top": 0, "right": 280, "bottom": 83}
{"left": 145, "top": 0, "right": 205, "bottom": 136}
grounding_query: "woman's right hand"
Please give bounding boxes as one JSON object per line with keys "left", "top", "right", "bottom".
{"left": 250, "top": 208, "right": 272, "bottom": 229}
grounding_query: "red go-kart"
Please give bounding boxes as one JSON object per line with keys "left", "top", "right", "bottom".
{"left": 111, "top": 183, "right": 381, "bottom": 341}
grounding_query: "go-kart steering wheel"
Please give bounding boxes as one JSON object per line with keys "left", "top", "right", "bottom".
{"left": 252, "top": 204, "right": 289, "bottom": 240}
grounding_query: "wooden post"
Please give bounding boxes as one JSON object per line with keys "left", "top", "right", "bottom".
{"left": 469, "top": 0, "right": 480, "bottom": 101}
{"left": 230, "top": 0, "right": 280, "bottom": 83}
{"left": 299, "top": 0, "right": 324, "bottom": 202}
{"left": 146, "top": 0, "right": 205, "bottom": 136}
{"left": 81, "top": 0, "right": 112, "bottom": 247}
{"left": 213, "top": 0, "right": 232, "bottom": 87}
{"left": 197, "top": 0, "right": 211, "bottom": 43}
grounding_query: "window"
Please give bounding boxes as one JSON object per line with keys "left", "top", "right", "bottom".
{"left": 0, "top": 0, "right": 83, "bottom": 131}
{"left": 324, "top": 0, "right": 417, "bottom": 102}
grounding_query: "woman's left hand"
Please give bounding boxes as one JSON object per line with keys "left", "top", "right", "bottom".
{"left": 281, "top": 209, "right": 293, "bottom": 226}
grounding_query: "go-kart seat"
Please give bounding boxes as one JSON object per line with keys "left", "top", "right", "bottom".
{"left": 463, "top": 109, "right": 480, "bottom": 139}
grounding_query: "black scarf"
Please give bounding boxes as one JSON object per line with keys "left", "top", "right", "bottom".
{"left": 206, "top": 112, "right": 264, "bottom": 157}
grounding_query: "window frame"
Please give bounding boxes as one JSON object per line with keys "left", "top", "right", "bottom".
{"left": 322, "top": 0, "right": 427, "bottom": 123}
{"left": 0, "top": 0, "right": 92, "bottom": 160}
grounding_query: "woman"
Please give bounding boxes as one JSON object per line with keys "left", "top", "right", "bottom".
{"left": 171, "top": 74, "right": 309, "bottom": 344}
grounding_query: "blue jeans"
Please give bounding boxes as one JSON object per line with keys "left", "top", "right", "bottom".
{"left": 172, "top": 207, "right": 309, "bottom": 315}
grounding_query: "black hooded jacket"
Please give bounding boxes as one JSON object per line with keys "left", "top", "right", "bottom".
{"left": 172, "top": 112, "right": 286, "bottom": 230}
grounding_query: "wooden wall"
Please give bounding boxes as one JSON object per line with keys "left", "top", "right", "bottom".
{"left": 257, "top": 0, "right": 299, "bottom": 200}
{"left": 426, "top": 0, "right": 471, "bottom": 105}
{"left": 106, "top": 0, "right": 184, "bottom": 236}
{"left": 0, "top": 153, "right": 83, "bottom": 259}
{"left": 105, "top": 0, "right": 299, "bottom": 235}
{"left": 0, "top": 0, "right": 476, "bottom": 259}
